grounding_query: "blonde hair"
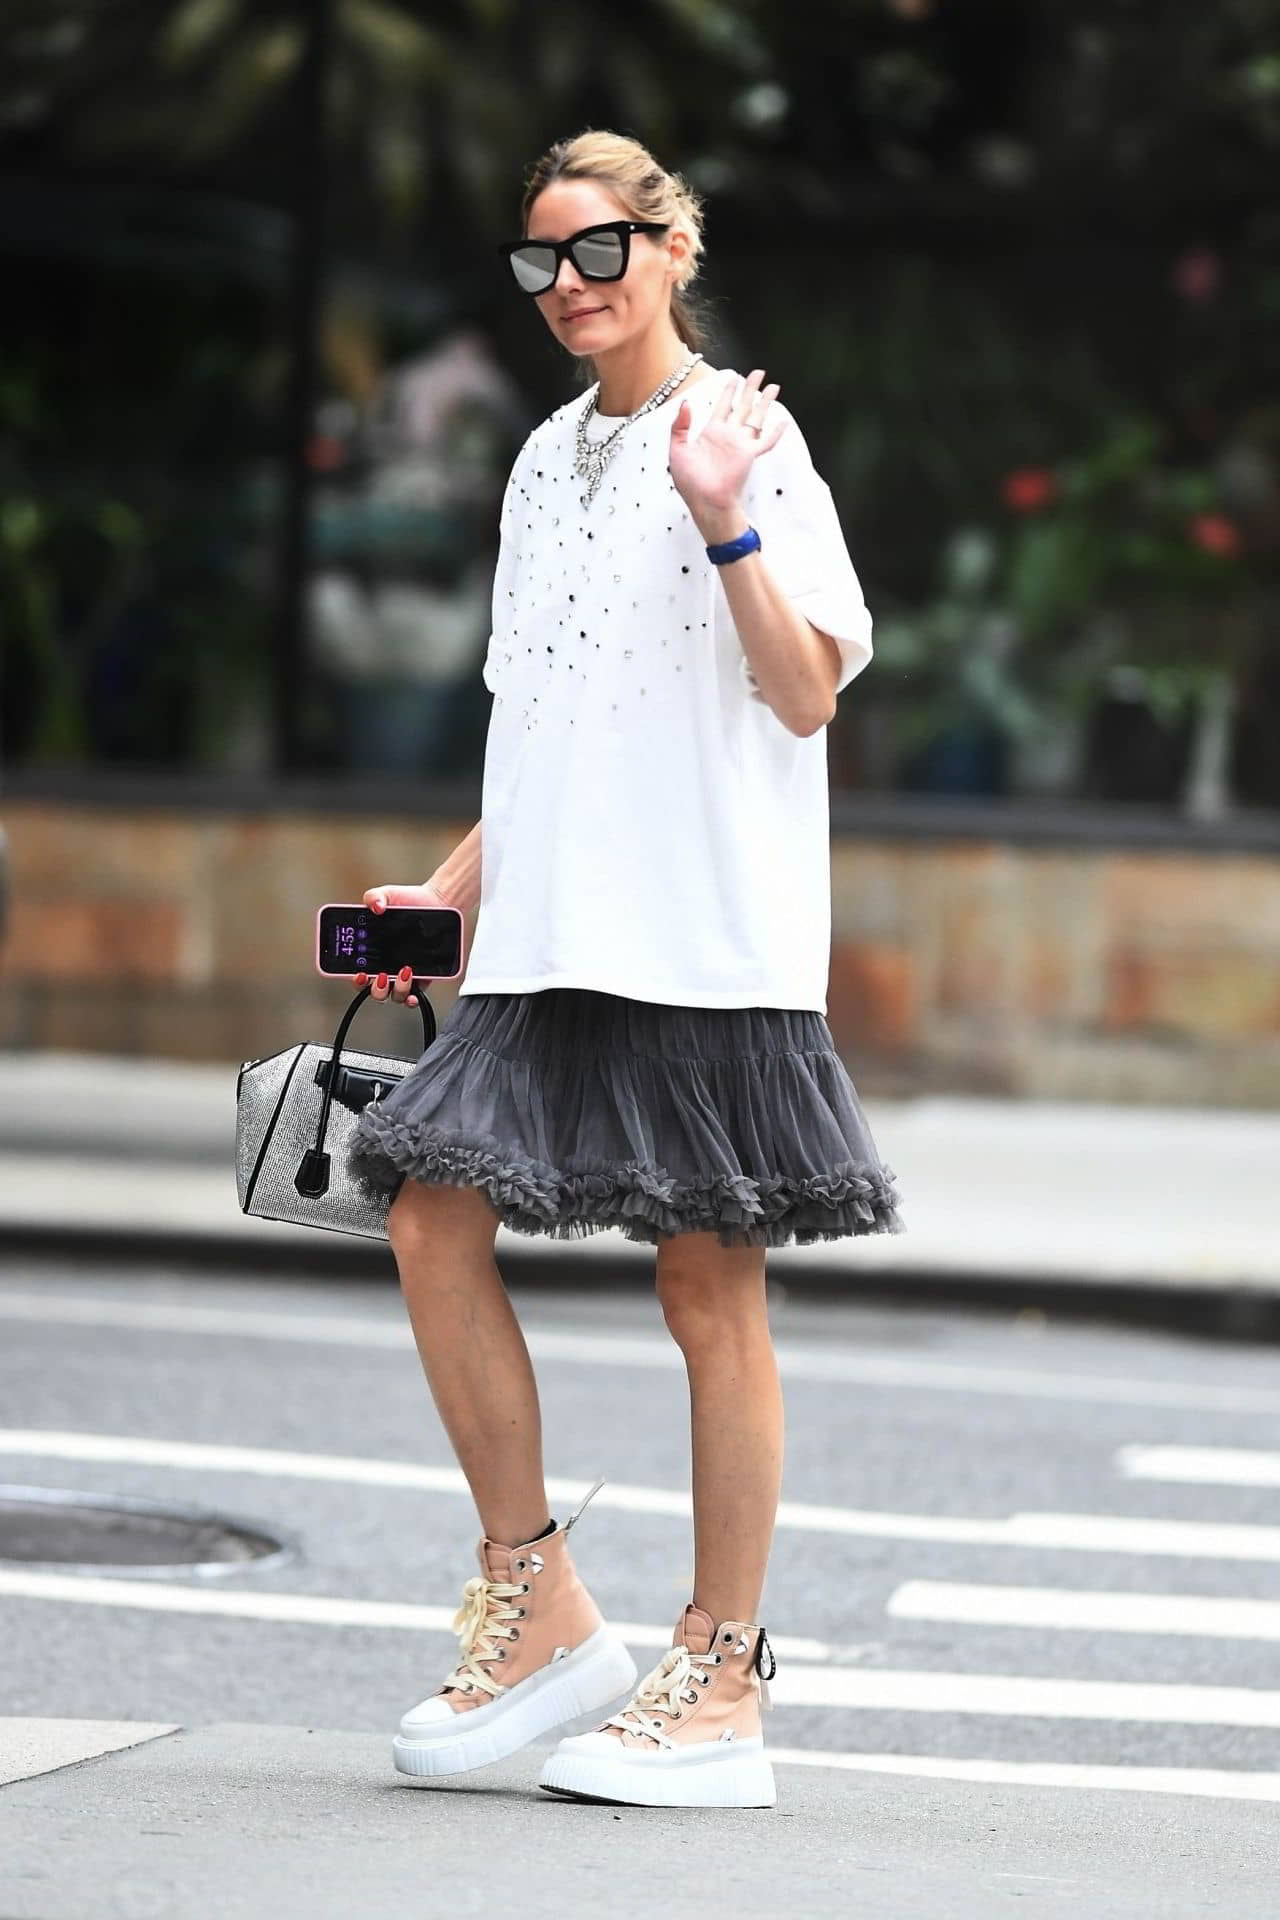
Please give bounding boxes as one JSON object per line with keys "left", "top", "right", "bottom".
{"left": 520, "top": 130, "right": 709, "bottom": 376}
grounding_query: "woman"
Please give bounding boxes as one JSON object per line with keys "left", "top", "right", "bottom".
{"left": 349, "top": 130, "right": 901, "bottom": 1810}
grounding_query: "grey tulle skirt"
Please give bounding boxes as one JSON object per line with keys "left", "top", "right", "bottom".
{"left": 350, "top": 987, "right": 902, "bottom": 1250}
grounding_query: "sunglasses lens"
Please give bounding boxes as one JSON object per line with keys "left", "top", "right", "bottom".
{"left": 572, "top": 228, "right": 625, "bottom": 280}
{"left": 509, "top": 245, "right": 556, "bottom": 294}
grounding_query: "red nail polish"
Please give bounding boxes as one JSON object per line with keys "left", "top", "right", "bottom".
{"left": 376, "top": 973, "right": 388, "bottom": 990}
{"left": 355, "top": 972, "right": 367, "bottom": 986}
{"left": 399, "top": 967, "right": 412, "bottom": 981}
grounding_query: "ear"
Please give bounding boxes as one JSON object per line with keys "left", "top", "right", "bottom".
{"left": 667, "top": 225, "right": 693, "bottom": 282}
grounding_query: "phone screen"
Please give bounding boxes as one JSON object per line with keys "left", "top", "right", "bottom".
{"left": 317, "top": 905, "right": 462, "bottom": 979}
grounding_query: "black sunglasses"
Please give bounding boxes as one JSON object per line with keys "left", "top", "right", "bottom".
{"left": 497, "top": 220, "right": 670, "bottom": 296}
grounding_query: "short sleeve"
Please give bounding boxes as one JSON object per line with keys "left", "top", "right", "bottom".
{"left": 481, "top": 453, "right": 524, "bottom": 693}
{"left": 736, "top": 405, "right": 873, "bottom": 701}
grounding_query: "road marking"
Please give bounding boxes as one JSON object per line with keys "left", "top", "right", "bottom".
{"left": 767, "top": 1749, "right": 1280, "bottom": 1803}
{"left": 771, "top": 1664, "right": 1280, "bottom": 1727}
{"left": 0, "top": 1712, "right": 1274, "bottom": 1803}
{"left": 890, "top": 1580, "right": 1280, "bottom": 1640}
{"left": 1118, "top": 1445, "right": 1280, "bottom": 1489}
{"left": 3, "top": 1568, "right": 1280, "bottom": 1728}
{"left": 0, "top": 1288, "right": 1277, "bottom": 1415}
{"left": 6, "top": 1429, "right": 1280, "bottom": 1563}
{"left": 0, "top": 1569, "right": 829, "bottom": 1663}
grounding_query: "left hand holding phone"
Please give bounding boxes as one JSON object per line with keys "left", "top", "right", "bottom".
{"left": 358, "top": 882, "right": 456, "bottom": 1007}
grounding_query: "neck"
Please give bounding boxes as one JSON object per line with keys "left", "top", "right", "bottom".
{"left": 592, "top": 329, "right": 692, "bottom": 417}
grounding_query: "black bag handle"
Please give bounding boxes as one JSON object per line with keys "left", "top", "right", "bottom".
{"left": 296, "top": 983, "right": 437, "bottom": 1199}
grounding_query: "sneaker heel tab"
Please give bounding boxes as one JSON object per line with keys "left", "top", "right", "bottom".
{"left": 754, "top": 1627, "right": 777, "bottom": 1711}
{"left": 563, "top": 1476, "right": 606, "bottom": 1535}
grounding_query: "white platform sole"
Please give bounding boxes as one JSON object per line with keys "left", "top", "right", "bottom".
{"left": 392, "top": 1628, "right": 638, "bottom": 1779}
{"left": 539, "top": 1734, "right": 777, "bottom": 1808}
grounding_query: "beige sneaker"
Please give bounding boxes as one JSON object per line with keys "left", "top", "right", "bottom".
{"left": 539, "top": 1602, "right": 777, "bottom": 1807}
{"left": 393, "top": 1480, "right": 637, "bottom": 1778}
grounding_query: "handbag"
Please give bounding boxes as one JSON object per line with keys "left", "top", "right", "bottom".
{"left": 235, "top": 982, "right": 437, "bottom": 1240}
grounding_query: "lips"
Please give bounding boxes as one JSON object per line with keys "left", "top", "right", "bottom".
{"left": 564, "top": 307, "right": 605, "bottom": 322}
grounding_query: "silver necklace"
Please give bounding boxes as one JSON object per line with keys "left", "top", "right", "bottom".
{"left": 574, "top": 351, "right": 703, "bottom": 506}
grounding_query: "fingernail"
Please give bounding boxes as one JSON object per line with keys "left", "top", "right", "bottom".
{"left": 372, "top": 900, "right": 384, "bottom": 913}
{"left": 398, "top": 967, "right": 412, "bottom": 982}
{"left": 355, "top": 972, "right": 367, "bottom": 986}
{"left": 376, "top": 974, "right": 388, "bottom": 990}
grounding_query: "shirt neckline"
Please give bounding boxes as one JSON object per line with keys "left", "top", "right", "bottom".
{"left": 585, "top": 364, "right": 730, "bottom": 425}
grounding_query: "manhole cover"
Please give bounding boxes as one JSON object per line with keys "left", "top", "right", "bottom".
{"left": 0, "top": 1485, "right": 290, "bottom": 1575}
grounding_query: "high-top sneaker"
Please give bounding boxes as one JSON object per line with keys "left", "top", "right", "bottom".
{"left": 393, "top": 1480, "right": 637, "bottom": 1779}
{"left": 539, "top": 1601, "right": 777, "bottom": 1807}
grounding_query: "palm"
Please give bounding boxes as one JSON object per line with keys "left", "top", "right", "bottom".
{"left": 668, "top": 369, "right": 786, "bottom": 519}
{"left": 669, "top": 416, "right": 756, "bottom": 510}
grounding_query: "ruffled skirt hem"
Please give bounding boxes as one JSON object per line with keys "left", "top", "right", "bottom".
{"left": 351, "top": 1113, "right": 902, "bottom": 1250}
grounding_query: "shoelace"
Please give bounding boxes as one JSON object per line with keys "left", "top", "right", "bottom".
{"left": 602, "top": 1645, "right": 717, "bottom": 1749}
{"left": 441, "top": 1576, "right": 526, "bottom": 1699}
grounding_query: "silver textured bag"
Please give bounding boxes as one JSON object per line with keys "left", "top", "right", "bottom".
{"left": 235, "top": 983, "right": 436, "bottom": 1239}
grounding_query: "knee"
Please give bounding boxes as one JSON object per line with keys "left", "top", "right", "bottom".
{"left": 656, "top": 1252, "right": 768, "bottom": 1363}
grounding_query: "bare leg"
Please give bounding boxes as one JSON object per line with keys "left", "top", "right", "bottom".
{"left": 655, "top": 1234, "right": 783, "bottom": 1625}
{"left": 388, "top": 1178, "right": 550, "bottom": 1549}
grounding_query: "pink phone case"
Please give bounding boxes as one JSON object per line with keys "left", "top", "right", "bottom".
{"left": 314, "top": 902, "right": 465, "bottom": 983}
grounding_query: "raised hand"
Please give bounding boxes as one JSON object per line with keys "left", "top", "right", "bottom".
{"left": 668, "top": 368, "right": 786, "bottom": 529}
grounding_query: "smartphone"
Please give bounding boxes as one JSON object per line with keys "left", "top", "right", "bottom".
{"left": 315, "top": 903, "right": 465, "bottom": 982}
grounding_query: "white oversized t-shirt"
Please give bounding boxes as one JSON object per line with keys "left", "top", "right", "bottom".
{"left": 459, "top": 365, "right": 874, "bottom": 1013}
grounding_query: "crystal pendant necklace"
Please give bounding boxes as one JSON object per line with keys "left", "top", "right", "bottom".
{"left": 574, "top": 351, "right": 703, "bottom": 506}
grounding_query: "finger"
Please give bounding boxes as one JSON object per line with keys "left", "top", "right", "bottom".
{"left": 355, "top": 972, "right": 368, "bottom": 987}
{"left": 373, "top": 973, "right": 389, "bottom": 1000}
{"left": 670, "top": 399, "right": 690, "bottom": 439}
{"left": 751, "top": 382, "right": 781, "bottom": 426}
{"left": 407, "top": 994, "right": 419, "bottom": 1008}
{"left": 712, "top": 377, "right": 737, "bottom": 422}
{"left": 734, "top": 369, "right": 765, "bottom": 426}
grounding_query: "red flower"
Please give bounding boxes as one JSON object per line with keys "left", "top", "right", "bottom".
{"left": 1172, "top": 249, "right": 1221, "bottom": 304}
{"left": 1002, "top": 468, "right": 1057, "bottom": 512}
{"left": 306, "top": 433, "right": 345, "bottom": 472}
{"left": 1188, "top": 512, "right": 1241, "bottom": 558}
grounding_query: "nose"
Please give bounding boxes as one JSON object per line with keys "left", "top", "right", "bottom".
{"left": 552, "top": 253, "right": 586, "bottom": 296}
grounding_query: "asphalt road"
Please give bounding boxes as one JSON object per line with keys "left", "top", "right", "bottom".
{"left": 1, "top": 1251, "right": 1278, "bottom": 1917}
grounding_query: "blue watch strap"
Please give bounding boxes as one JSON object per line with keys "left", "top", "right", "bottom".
{"left": 706, "top": 525, "right": 761, "bottom": 566}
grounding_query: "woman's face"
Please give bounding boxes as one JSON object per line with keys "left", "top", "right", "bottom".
{"left": 524, "top": 180, "right": 685, "bottom": 358}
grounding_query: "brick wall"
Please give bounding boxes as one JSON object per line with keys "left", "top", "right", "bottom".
{"left": 3, "top": 801, "right": 1279, "bottom": 1105}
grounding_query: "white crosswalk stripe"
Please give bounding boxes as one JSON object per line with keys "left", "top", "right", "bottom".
{"left": 1, "top": 1287, "right": 1278, "bottom": 1413}
{"left": 889, "top": 1580, "right": 1280, "bottom": 1640}
{"left": 5, "top": 1429, "right": 1280, "bottom": 1561}
{"left": 4, "top": 1568, "right": 1280, "bottom": 1729}
{"left": 1118, "top": 1444, "right": 1280, "bottom": 1488}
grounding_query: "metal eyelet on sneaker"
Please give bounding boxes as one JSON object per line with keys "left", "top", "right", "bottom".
{"left": 514, "top": 1560, "right": 526, "bottom": 1572}
{"left": 698, "top": 1672, "right": 711, "bottom": 1684}
{"left": 683, "top": 1689, "right": 698, "bottom": 1705}
{"left": 722, "top": 1630, "right": 734, "bottom": 1644}
{"left": 520, "top": 1583, "right": 530, "bottom": 1595}
{"left": 514, "top": 1606, "right": 526, "bottom": 1618}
